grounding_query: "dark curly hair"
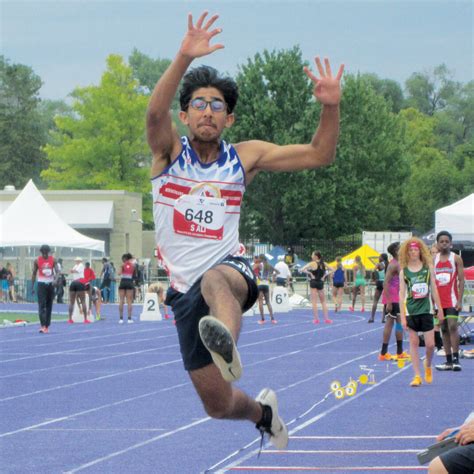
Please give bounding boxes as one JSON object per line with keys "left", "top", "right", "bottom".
{"left": 179, "top": 65, "right": 238, "bottom": 113}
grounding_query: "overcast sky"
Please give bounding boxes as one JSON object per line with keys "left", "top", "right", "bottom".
{"left": 1, "top": 0, "right": 472, "bottom": 101}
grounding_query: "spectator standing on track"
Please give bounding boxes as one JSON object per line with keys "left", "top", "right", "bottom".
{"left": 54, "top": 258, "right": 66, "bottom": 304}
{"left": 284, "top": 246, "right": 297, "bottom": 294}
{"left": 430, "top": 243, "right": 444, "bottom": 353}
{"left": 6, "top": 263, "right": 17, "bottom": 303}
{"left": 83, "top": 262, "right": 96, "bottom": 318}
{"left": 399, "top": 238, "right": 444, "bottom": 387}
{"left": 330, "top": 257, "right": 347, "bottom": 313}
{"left": 91, "top": 285, "right": 102, "bottom": 321}
{"left": 349, "top": 255, "right": 366, "bottom": 312}
{"left": 302, "top": 251, "right": 332, "bottom": 324}
{"left": 68, "top": 257, "right": 90, "bottom": 324}
{"left": 274, "top": 256, "right": 291, "bottom": 288}
{"left": 428, "top": 412, "right": 474, "bottom": 474}
{"left": 368, "top": 253, "right": 388, "bottom": 323}
{"left": 433, "top": 231, "right": 465, "bottom": 372}
{"left": 0, "top": 264, "right": 8, "bottom": 302}
{"left": 100, "top": 257, "right": 112, "bottom": 303}
{"left": 31, "top": 245, "right": 59, "bottom": 333}
{"left": 146, "top": 11, "right": 343, "bottom": 449}
{"left": 109, "top": 262, "right": 117, "bottom": 303}
{"left": 118, "top": 253, "right": 136, "bottom": 324}
{"left": 256, "top": 255, "right": 276, "bottom": 324}
{"left": 377, "top": 242, "right": 407, "bottom": 361}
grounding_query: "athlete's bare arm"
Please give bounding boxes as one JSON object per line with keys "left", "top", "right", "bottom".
{"left": 147, "top": 12, "right": 224, "bottom": 177}
{"left": 429, "top": 265, "right": 444, "bottom": 322}
{"left": 383, "top": 261, "right": 398, "bottom": 311}
{"left": 455, "top": 254, "right": 465, "bottom": 311}
{"left": 237, "top": 57, "right": 344, "bottom": 184}
{"left": 399, "top": 271, "right": 407, "bottom": 329}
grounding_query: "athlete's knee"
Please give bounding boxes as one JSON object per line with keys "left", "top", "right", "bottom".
{"left": 428, "top": 456, "right": 448, "bottom": 474}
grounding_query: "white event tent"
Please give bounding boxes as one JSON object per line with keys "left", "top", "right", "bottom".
{"left": 0, "top": 180, "right": 104, "bottom": 251}
{"left": 435, "top": 194, "right": 474, "bottom": 242}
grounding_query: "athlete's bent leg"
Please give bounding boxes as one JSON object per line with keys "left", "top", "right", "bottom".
{"left": 189, "top": 364, "right": 262, "bottom": 421}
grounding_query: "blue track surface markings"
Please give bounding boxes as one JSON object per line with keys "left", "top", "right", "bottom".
{"left": 1, "top": 307, "right": 472, "bottom": 473}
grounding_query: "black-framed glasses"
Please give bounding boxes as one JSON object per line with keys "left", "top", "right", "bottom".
{"left": 189, "top": 98, "right": 226, "bottom": 113}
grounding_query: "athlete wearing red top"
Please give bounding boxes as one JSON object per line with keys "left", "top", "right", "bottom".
{"left": 118, "top": 253, "right": 136, "bottom": 323}
{"left": 434, "top": 231, "right": 465, "bottom": 372}
{"left": 31, "top": 245, "right": 58, "bottom": 333}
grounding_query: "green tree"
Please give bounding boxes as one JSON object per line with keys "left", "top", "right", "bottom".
{"left": 361, "top": 73, "right": 404, "bottom": 113}
{"left": 226, "top": 49, "right": 407, "bottom": 243}
{"left": 128, "top": 48, "right": 185, "bottom": 135}
{"left": 42, "top": 54, "right": 153, "bottom": 226}
{"left": 0, "top": 56, "right": 45, "bottom": 188}
{"left": 399, "top": 108, "right": 465, "bottom": 230}
{"left": 404, "top": 64, "right": 460, "bottom": 116}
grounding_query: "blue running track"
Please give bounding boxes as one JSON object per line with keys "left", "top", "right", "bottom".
{"left": 1, "top": 306, "right": 472, "bottom": 473}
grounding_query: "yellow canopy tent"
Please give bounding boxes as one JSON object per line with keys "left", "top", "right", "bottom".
{"left": 327, "top": 244, "right": 380, "bottom": 270}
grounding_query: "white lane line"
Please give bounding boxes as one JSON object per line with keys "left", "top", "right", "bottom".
{"left": 65, "top": 417, "right": 211, "bottom": 473}
{"left": 0, "top": 333, "right": 176, "bottom": 364}
{"left": 227, "top": 466, "right": 427, "bottom": 471}
{"left": 291, "top": 435, "right": 435, "bottom": 439}
{"left": 262, "top": 449, "right": 421, "bottom": 454}
{"left": 0, "top": 381, "right": 191, "bottom": 438}
{"left": 213, "top": 364, "right": 412, "bottom": 473}
{"left": 0, "top": 343, "right": 179, "bottom": 379}
{"left": 32, "top": 428, "right": 167, "bottom": 432}
{"left": 0, "top": 324, "right": 170, "bottom": 344}
{"left": 1, "top": 323, "right": 379, "bottom": 401}
{"left": 0, "top": 358, "right": 182, "bottom": 403}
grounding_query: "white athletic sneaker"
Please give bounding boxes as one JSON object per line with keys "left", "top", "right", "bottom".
{"left": 127, "top": 319, "right": 134, "bottom": 324}
{"left": 119, "top": 319, "right": 124, "bottom": 324}
{"left": 436, "top": 348, "right": 446, "bottom": 356}
{"left": 198, "top": 316, "right": 242, "bottom": 382}
{"left": 255, "top": 388, "right": 289, "bottom": 450}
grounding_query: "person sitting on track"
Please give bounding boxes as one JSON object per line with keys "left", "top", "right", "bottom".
{"left": 428, "top": 412, "right": 474, "bottom": 474}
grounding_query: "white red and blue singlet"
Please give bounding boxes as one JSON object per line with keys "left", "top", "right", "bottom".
{"left": 152, "top": 137, "right": 246, "bottom": 293}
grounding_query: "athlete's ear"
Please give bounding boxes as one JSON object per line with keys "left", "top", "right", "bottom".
{"left": 179, "top": 111, "right": 189, "bottom": 126}
{"left": 225, "top": 113, "right": 235, "bottom": 128}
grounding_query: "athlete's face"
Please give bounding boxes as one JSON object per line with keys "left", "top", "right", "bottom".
{"left": 408, "top": 245, "right": 420, "bottom": 261}
{"left": 437, "top": 236, "right": 452, "bottom": 254}
{"left": 430, "top": 244, "right": 439, "bottom": 257}
{"left": 179, "top": 87, "right": 234, "bottom": 141}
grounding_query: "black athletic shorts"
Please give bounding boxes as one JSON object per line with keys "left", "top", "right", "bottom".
{"left": 376, "top": 281, "right": 384, "bottom": 291}
{"left": 258, "top": 284, "right": 270, "bottom": 294}
{"left": 164, "top": 255, "right": 258, "bottom": 371}
{"left": 333, "top": 282, "right": 344, "bottom": 288}
{"left": 275, "top": 277, "right": 287, "bottom": 287}
{"left": 119, "top": 278, "right": 135, "bottom": 290}
{"left": 407, "top": 313, "right": 434, "bottom": 333}
{"left": 384, "top": 303, "right": 400, "bottom": 318}
{"left": 69, "top": 280, "right": 86, "bottom": 292}
{"left": 440, "top": 443, "right": 474, "bottom": 474}
{"left": 310, "top": 280, "right": 324, "bottom": 290}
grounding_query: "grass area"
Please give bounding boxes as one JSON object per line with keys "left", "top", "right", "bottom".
{"left": 0, "top": 312, "right": 68, "bottom": 323}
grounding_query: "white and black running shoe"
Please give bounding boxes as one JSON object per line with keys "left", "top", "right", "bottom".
{"left": 198, "top": 316, "right": 242, "bottom": 382}
{"left": 435, "top": 362, "right": 453, "bottom": 371}
{"left": 255, "top": 388, "right": 288, "bottom": 450}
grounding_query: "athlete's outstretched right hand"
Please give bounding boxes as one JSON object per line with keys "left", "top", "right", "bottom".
{"left": 179, "top": 11, "right": 224, "bottom": 59}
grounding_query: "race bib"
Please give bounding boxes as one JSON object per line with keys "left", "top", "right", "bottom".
{"left": 173, "top": 194, "right": 225, "bottom": 240}
{"left": 435, "top": 272, "right": 450, "bottom": 286}
{"left": 412, "top": 282, "right": 429, "bottom": 299}
{"left": 42, "top": 268, "right": 52, "bottom": 277}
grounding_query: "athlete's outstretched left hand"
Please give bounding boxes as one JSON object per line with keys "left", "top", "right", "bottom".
{"left": 304, "top": 57, "right": 344, "bottom": 106}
